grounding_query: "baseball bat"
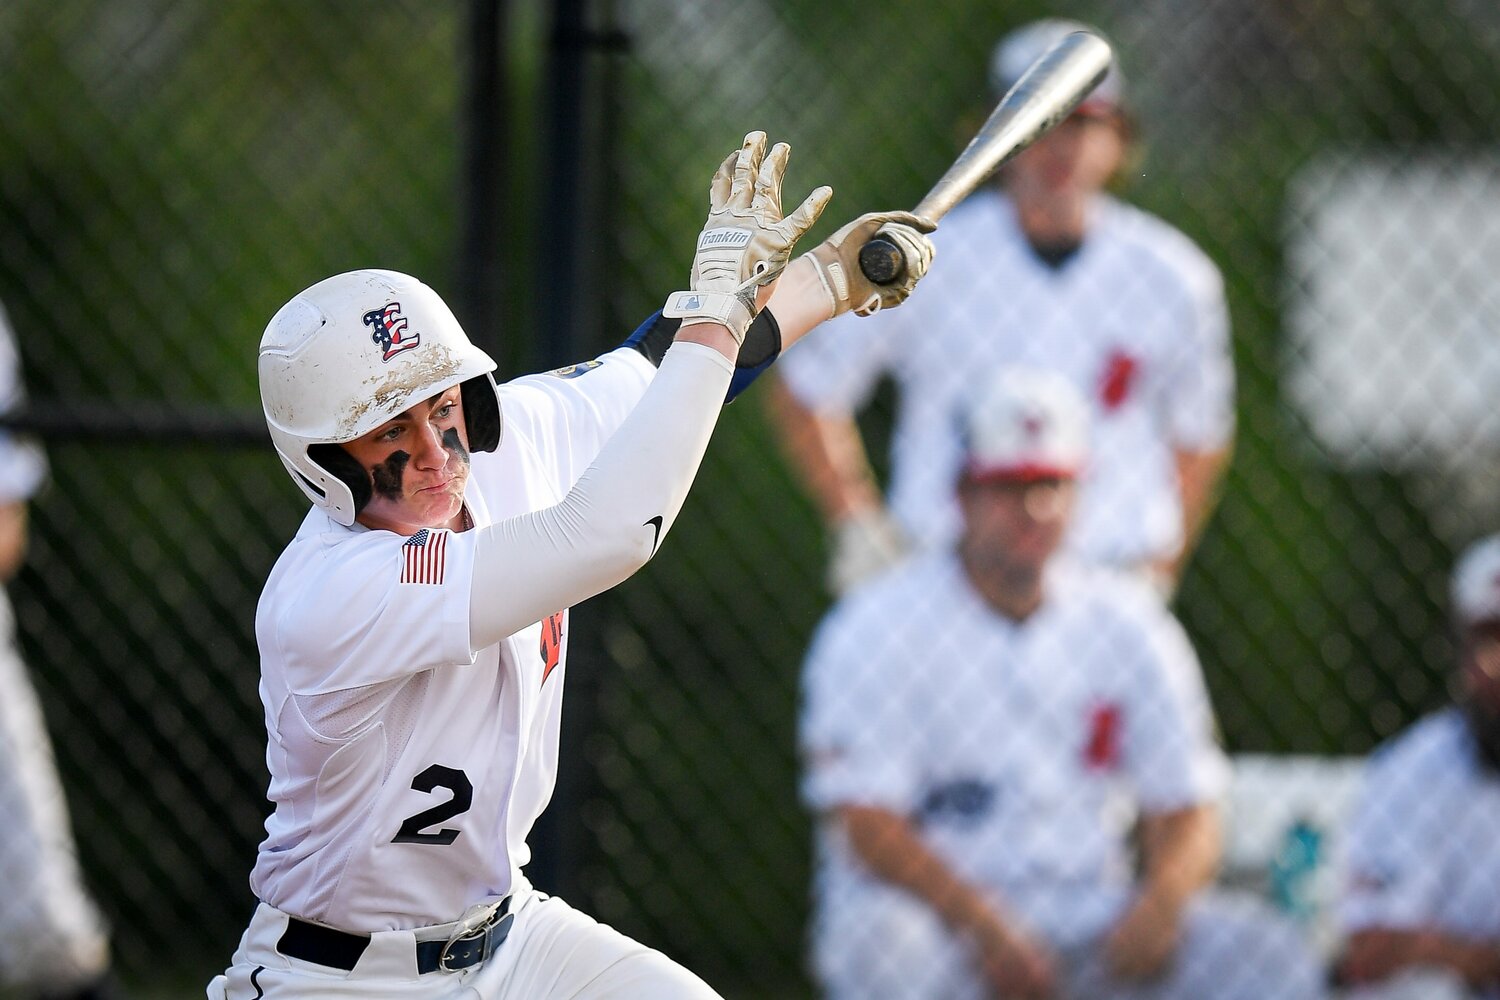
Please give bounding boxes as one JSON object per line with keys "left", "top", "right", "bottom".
{"left": 858, "top": 30, "right": 1113, "bottom": 285}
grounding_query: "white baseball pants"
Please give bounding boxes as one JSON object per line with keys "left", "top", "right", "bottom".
{"left": 208, "top": 880, "right": 723, "bottom": 1000}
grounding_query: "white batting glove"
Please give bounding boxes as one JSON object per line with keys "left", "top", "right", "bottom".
{"left": 664, "top": 131, "right": 833, "bottom": 344}
{"left": 828, "top": 507, "right": 911, "bottom": 595}
{"left": 804, "top": 212, "right": 937, "bottom": 318}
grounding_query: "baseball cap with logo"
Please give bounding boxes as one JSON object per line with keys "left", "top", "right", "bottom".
{"left": 988, "top": 18, "right": 1125, "bottom": 116}
{"left": 1452, "top": 535, "right": 1500, "bottom": 626}
{"left": 960, "top": 368, "right": 1089, "bottom": 483}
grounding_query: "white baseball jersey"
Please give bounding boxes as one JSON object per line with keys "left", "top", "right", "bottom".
{"left": 1339, "top": 708, "right": 1500, "bottom": 942}
{"left": 251, "top": 347, "right": 658, "bottom": 931}
{"left": 800, "top": 552, "right": 1228, "bottom": 926}
{"left": 779, "top": 189, "right": 1234, "bottom": 568}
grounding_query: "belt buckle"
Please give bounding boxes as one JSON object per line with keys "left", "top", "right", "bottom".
{"left": 438, "top": 898, "right": 510, "bottom": 973}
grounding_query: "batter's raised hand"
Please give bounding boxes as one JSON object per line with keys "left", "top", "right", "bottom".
{"left": 805, "top": 211, "right": 936, "bottom": 318}
{"left": 664, "top": 131, "right": 832, "bottom": 344}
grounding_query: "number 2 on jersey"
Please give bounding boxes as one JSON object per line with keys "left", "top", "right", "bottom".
{"left": 392, "top": 764, "right": 473, "bottom": 845}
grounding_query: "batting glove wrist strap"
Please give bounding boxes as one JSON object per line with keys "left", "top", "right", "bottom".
{"left": 661, "top": 289, "right": 758, "bottom": 345}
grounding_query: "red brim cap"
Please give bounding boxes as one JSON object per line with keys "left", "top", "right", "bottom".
{"left": 964, "top": 461, "right": 1078, "bottom": 484}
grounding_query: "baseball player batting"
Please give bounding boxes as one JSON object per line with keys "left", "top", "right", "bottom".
{"left": 207, "top": 131, "right": 934, "bottom": 999}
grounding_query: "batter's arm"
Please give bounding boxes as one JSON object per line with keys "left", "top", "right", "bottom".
{"left": 1105, "top": 803, "right": 1222, "bottom": 979}
{"left": 622, "top": 213, "right": 933, "bottom": 404}
{"left": 837, "top": 804, "right": 1056, "bottom": 996}
{"left": 760, "top": 257, "right": 838, "bottom": 352}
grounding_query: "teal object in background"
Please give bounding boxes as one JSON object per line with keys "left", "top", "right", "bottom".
{"left": 1269, "top": 818, "right": 1324, "bottom": 923}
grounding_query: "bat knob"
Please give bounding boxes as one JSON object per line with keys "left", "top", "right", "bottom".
{"left": 858, "top": 237, "right": 906, "bottom": 286}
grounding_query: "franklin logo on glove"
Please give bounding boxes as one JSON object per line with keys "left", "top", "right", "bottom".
{"left": 699, "top": 228, "right": 753, "bottom": 249}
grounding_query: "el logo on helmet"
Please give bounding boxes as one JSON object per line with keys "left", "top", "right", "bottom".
{"left": 364, "top": 302, "right": 421, "bottom": 362}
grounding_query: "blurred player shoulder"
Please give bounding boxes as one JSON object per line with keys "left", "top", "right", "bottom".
{"left": 1365, "top": 706, "right": 1486, "bottom": 785}
{"left": 1048, "top": 557, "right": 1178, "bottom": 623}
{"left": 810, "top": 551, "right": 962, "bottom": 649}
{"left": 1095, "top": 194, "right": 1227, "bottom": 297}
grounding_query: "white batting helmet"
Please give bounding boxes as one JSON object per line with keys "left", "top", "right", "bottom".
{"left": 259, "top": 269, "right": 501, "bottom": 525}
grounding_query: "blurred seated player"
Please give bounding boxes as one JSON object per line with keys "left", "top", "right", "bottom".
{"left": 208, "top": 132, "right": 935, "bottom": 1000}
{"left": 798, "top": 367, "right": 1320, "bottom": 1000}
{"left": 0, "top": 302, "right": 121, "bottom": 1000}
{"left": 1333, "top": 535, "right": 1500, "bottom": 1000}
{"left": 769, "top": 18, "right": 1234, "bottom": 598}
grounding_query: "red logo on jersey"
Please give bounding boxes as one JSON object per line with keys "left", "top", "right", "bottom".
{"left": 1084, "top": 702, "right": 1122, "bottom": 770}
{"left": 540, "top": 610, "right": 566, "bottom": 686}
{"left": 1098, "top": 350, "right": 1139, "bottom": 412}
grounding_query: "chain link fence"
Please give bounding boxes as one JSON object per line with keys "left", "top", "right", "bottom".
{"left": 0, "top": 0, "right": 1495, "bottom": 996}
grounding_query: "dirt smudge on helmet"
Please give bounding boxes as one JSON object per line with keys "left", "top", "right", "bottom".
{"left": 340, "top": 344, "right": 463, "bottom": 439}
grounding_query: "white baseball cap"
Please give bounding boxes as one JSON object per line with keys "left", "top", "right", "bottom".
{"left": 989, "top": 18, "right": 1125, "bottom": 115}
{"left": 960, "top": 368, "right": 1089, "bottom": 483}
{"left": 1452, "top": 535, "right": 1500, "bottom": 626}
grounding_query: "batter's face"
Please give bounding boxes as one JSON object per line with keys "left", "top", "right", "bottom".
{"left": 343, "top": 386, "right": 471, "bottom": 536}
{"left": 957, "top": 475, "right": 1075, "bottom": 582}
{"left": 1005, "top": 112, "right": 1127, "bottom": 204}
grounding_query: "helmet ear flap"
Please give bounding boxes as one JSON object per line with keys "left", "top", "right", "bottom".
{"left": 461, "top": 375, "right": 502, "bottom": 453}
{"left": 308, "top": 444, "right": 372, "bottom": 514}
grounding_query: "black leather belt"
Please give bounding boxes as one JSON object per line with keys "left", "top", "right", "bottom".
{"left": 277, "top": 898, "right": 514, "bottom": 974}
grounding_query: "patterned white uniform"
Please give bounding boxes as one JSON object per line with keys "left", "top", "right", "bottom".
{"left": 1338, "top": 709, "right": 1500, "bottom": 1000}
{"left": 0, "top": 305, "right": 111, "bottom": 992}
{"left": 799, "top": 553, "right": 1321, "bottom": 999}
{"left": 779, "top": 189, "right": 1234, "bottom": 569}
{"left": 214, "top": 346, "right": 723, "bottom": 999}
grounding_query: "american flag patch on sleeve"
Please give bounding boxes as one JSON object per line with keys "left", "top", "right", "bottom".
{"left": 400, "top": 528, "right": 448, "bottom": 585}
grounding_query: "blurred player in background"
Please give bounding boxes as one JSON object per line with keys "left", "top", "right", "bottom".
{"left": 1333, "top": 534, "right": 1500, "bottom": 999}
{"left": 0, "top": 303, "right": 121, "bottom": 999}
{"left": 208, "top": 132, "right": 935, "bottom": 999}
{"left": 770, "top": 17, "right": 1235, "bottom": 598}
{"left": 798, "top": 366, "right": 1320, "bottom": 1000}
